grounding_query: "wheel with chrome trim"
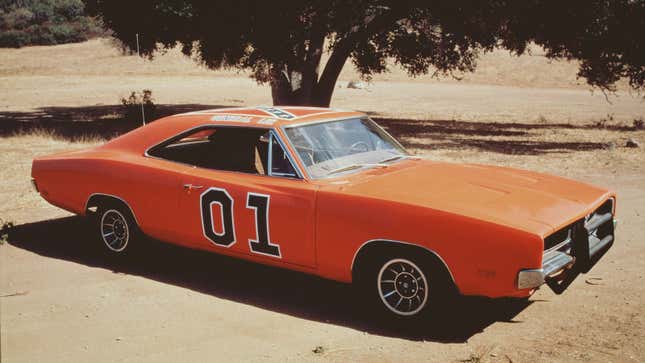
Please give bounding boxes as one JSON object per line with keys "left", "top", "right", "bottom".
{"left": 355, "top": 247, "right": 452, "bottom": 319}
{"left": 377, "top": 258, "right": 429, "bottom": 316}
{"left": 95, "top": 202, "right": 139, "bottom": 254}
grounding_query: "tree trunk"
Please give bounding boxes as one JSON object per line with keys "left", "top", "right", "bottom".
{"left": 269, "top": 61, "right": 344, "bottom": 108}
{"left": 269, "top": 34, "right": 330, "bottom": 107}
{"left": 270, "top": 10, "right": 406, "bottom": 107}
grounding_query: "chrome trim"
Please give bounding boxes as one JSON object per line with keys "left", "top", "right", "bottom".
{"left": 377, "top": 258, "right": 429, "bottom": 316}
{"left": 281, "top": 114, "right": 366, "bottom": 129}
{"left": 517, "top": 251, "right": 575, "bottom": 290}
{"left": 544, "top": 229, "right": 573, "bottom": 255}
{"left": 517, "top": 269, "right": 545, "bottom": 290}
{"left": 519, "top": 197, "right": 616, "bottom": 291}
{"left": 268, "top": 131, "right": 273, "bottom": 175}
{"left": 270, "top": 129, "right": 303, "bottom": 179}
{"left": 277, "top": 125, "right": 312, "bottom": 179}
{"left": 585, "top": 212, "right": 613, "bottom": 232}
{"left": 143, "top": 124, "right": 306, "bottom": 180}
{"left": 588, "top": 234, "right": 614, "bottom": 257}
{"left": 84, "top": 193, "right": 139, "bottom": 225}
{"left": 183, "top": 184, "right": 204, "bottom": 190}
{"left": 543, "top": 252, "right": 575, "bottom": 276}
{"left": 351, "top": 239, "right": 457, "bottom": 291}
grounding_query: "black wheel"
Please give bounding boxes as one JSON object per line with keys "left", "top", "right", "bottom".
{"left": 355, "top": 248, "right": 454, "bottom": 319}
{"left": 95, "top": 202, "right": 139, "bottom": 254}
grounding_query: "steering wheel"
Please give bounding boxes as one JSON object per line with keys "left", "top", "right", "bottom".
{"left": 349, "top": 141, "right": 370, "bottom": 154}
{"left": 296, "top": 145, "right": 315, "bottom": 165}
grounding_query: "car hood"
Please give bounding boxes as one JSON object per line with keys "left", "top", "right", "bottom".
{"left": 333, "top": 160, "right": 613, "bottom": 237}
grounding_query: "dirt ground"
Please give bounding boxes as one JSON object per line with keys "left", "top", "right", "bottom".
{"left": 0, "top": 39, "right": 644, "bottom": 362}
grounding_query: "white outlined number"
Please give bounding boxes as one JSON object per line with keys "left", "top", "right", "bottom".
{"left": 200, "top": 188, "right": 281, "bottom": 258}
{"left": 247, "top": 193, "right": 281, "bottom": 257}
{"left": 200, "top": 188, "right": 236, "bottom": 247}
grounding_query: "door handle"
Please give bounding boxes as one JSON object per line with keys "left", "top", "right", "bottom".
{"left": 183, "top": 183, "right": 204, "bottom": 190}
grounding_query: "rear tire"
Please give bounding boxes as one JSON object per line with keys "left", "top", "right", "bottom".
{"left": 95, "top": 202, "right": 139, "bottom": 254}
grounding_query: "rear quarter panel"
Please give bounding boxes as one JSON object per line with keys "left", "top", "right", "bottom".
{"left": 31, "top": 151, "right": 114, "bottom": 215}
{"left": 32, "top": 149, "right": 186, "bottom": 243}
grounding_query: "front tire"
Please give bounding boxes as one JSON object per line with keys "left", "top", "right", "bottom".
{"left": 356, "top": 249, "right": 454, "bottom": 320}
{"left": 95, "top": 204, "right": 138, "bottom": 254}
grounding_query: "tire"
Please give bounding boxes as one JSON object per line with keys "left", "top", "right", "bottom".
{"left": 355, "top": 248, "right": 453, "bottom": 320}
{"left": 95, "top": 202, "right": 139, "bottom": 254}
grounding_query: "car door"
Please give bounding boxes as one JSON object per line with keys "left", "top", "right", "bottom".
{"left": 175, "top": 127, "right": 318, "bottom": 268}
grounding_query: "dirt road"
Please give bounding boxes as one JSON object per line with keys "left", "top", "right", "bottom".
{"left": 1, "top": 39, "right": 644, "bottom": 362}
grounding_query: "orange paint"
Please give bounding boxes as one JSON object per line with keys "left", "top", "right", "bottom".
{"left": 31, "top": 107, "right": 616, "bottom": 298}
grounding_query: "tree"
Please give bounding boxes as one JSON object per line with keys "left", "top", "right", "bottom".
{"left": 85, "top": 0, "right": 644, "bottom": 107}
{"left": 0, "top": 0, "right": 104, "bottom": 48}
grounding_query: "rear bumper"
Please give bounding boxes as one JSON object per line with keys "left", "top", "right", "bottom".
{"left": 517, "top": 216, "right": 616, "bottom": 292}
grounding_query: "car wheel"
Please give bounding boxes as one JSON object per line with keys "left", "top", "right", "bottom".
{"left": 356, "top": 250, "right": 452, "bottom": 319}
{"left": 96, "top": 203, "right": 138, "bottom": 254}
{"left": 376, "top": 258, "right": 430, "bottom": 316}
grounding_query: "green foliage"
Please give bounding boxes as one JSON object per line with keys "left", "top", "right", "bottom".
{"left": 87, "top": 1, "right": 644, "bottom": 106}
{"left": 0, "top": 0, "right": 104, "bottom": 47}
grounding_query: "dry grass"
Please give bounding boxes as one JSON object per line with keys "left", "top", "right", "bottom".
{"left": 1, "top": 38, "right": 643, "bottom": 124}
{"left": 0, "top": 133, "right": 100, "bottom": 223}
{"left": 1, "top": 39, "right": 644, "bottom": 363}
{"left": 0, "top": 38, "right": 629, "bottom": 90}
{"left": 0, "top": 38, "right": 643, "bottom": 222}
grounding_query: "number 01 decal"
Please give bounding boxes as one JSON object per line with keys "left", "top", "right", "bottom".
{"left": 200, "top": 188, "right": 281, "bottom": 258}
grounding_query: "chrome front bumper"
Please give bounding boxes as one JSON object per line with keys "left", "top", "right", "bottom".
{"left": 517, "top": 217, "right": 616, "bottom": 291}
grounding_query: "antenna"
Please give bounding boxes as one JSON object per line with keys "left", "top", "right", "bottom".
{"left": 136, "top": 33, "right": 146, "bottom": 125}
{"left": 135, "top": 33, "right": 141, "bottom": 57}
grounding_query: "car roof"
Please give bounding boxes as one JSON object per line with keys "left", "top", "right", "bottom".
{"left": 102, "top": 106, "right": 366, "bottom": 155}
{"left": 168, "top": 106, "right": 365, "bottom": 128}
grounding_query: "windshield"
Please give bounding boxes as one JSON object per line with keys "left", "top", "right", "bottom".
{"left": 283, "top": 118, "right": 409, "bottom": 178}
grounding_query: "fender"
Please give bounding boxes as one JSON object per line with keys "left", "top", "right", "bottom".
{"left": 85, "top": 193, "right": 140, "bottom": 225}
{"left": 351, "top": 239, "right": 458, "bottom": 290}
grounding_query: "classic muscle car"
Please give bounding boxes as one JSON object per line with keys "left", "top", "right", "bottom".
{"left": 31, "top": 106, "right": 616, "bottom": 317}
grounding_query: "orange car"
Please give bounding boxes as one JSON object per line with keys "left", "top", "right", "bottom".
{"left": 31, "top": 107, "right": 616, "bottom": 317}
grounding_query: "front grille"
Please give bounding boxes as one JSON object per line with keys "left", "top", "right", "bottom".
{"left": 584, "top": 198, "right": 615, "bottom": 257}
{"left": 544, "top": 223, "right": 574, "bottom": 252}
{"left": 538, "top": 198, "right": 615, "bottom": 293}
{"left": 544, "top": 198, "right": 614, "bottom": 254}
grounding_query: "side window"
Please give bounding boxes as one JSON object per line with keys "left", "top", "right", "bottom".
{"left": 269, "top": 133, "right": 298, "bottom": 178}
{"left": 149, "top": 127, "right": 265, "bottom": 175}
{"left": 147, "top": 126, "right": 300, "bottom": 179}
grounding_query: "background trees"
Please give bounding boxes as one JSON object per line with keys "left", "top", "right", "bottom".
{"left": 0, "top": 0, "right": 104, "bottom": 47}
{"left": 86, "top": 0, "right": 644, "bottom": 107}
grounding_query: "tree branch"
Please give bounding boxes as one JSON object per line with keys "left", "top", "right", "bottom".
{"left": 314, "top": 7, "right": 408, "bottom": 106}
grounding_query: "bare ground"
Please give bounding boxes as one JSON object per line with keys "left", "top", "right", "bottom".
{"left": 1, "top": 39, "right": 644, "bottom": 362}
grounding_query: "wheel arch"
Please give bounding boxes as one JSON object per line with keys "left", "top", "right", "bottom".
{"left": 351, "top": 239, "right": 459, "bottom": 293}
{"left": 85, "top": 193, "right": 139, "bottom": 225}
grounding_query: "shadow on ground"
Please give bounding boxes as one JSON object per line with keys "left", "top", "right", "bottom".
{"left": 0, "top": 104, "right": 230, "bottom": 140}
{"left": 1, "top": 104, "right": 639, "bottom": 154}
{"left": 8, "top": 216, "right": 534, "bottom": 343}
{"left": 375, "top": 118, "right": 636, "bottom": 155}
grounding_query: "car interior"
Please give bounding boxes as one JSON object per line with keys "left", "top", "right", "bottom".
{"left": 148, "top": 127, "right": 297, "bottom": 177}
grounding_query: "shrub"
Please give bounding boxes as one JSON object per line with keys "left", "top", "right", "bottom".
{"left": 121, "top": 89, "right": 156, "bottom": 124}
{"left": 0, "top": 29, "right": 31, "bottom": 47}
{"left": 0, "top": 0, "right": 105, "bottom": 48}
{"left": 0, "top": 218, "right": 14, "bottom": 245}
{"left": 634, "top": 118, "right": 644, "bottom": 130}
